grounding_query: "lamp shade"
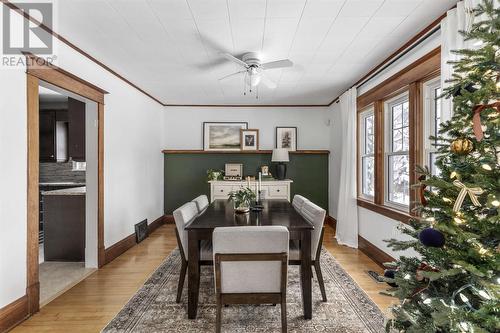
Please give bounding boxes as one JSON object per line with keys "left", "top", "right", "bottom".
{"left": 272, "top": 148, "right": 289, "bottom": 162}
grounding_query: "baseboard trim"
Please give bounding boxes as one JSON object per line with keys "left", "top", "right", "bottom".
{"left": 148, "top": 215, "right": 167, "bottom": 234}
{"left": 0, "top": 295, "right": 29, "bottom": 333}
{"left": 325, "top": 216, "right": 336, "bottom": 229}
{"left": 165, "top": 215, "right": 174, "bottom": 224}
{"left": 104, "top": 215, "right": 167, "bottom": 265}
{"left": 358, "top": 235, "right": 395, "bottom": 269}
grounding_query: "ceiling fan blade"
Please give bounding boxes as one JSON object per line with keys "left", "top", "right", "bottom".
{"left": 260, "top": 72, "right": 277, "bottom": 89}
{"left": 221, "top": 53, "right": 248, "bottom": 68}
{"left": 261, "top": 59, "right": 293, "bottom": 70}
{"left": 218, "top": 70, "right": 246, "bottom": 81}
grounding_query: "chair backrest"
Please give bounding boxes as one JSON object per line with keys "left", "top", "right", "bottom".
{"left": 292, "top": 194, "right": 309, "bottom": 211}
{"left": 173, "top": 202, "right": 198, "bottom": 254}
{"left": 192, "top": 195, "right": 209, "bottom": 214}
{"left": 213, "top": 226, "right": 289, "bottom": 294}
{"left": 300, "top": 201, "right": 326, "bottom": 258}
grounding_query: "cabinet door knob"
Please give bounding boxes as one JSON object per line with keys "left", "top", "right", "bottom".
{"left": 277, "top": 189, "right": 280, "bottom": 192}
{"left": 220, "top": 189, "right": 224, "bottom": 192}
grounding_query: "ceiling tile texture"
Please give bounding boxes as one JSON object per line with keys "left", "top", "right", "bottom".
{"left": 54, "top": 0, "right": 457, "bottom": 105}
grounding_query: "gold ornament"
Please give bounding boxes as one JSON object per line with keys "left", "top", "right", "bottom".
{"left": 450, "top": 138, "right": 473, "bottom": 154}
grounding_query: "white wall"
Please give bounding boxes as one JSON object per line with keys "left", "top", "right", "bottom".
{"left": 0, "top": 67, "right": 28, "bottom": 309}
{"left": 327, "top": 102, "right": 342, "bottom": 218}
{"left": 0, "top": 13, "right": 164, "bottom": 307}
{"left": 163, "top": 106, "right": 330, "bottom": 150}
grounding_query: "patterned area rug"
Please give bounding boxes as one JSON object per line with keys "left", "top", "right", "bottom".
{"left": 102, "top": 249, "right": 386, "bottom": 333}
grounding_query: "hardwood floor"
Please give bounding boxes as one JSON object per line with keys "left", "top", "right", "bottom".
{"left": 12, "top": 224, "right": 396, "bottom": 332}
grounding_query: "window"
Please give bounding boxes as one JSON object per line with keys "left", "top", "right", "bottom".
{"left": 423, "top": 78, "right": 442, "bottom": 176}
{"left": 385, "top": 93, "right": 410, "bottom": 208}
{"left": 360, "top": 109, "right": 375, "bottom": 198}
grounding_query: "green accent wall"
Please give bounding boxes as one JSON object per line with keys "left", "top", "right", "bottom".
{"left": 164, "top": 152, "right": 329, "bottom": 214}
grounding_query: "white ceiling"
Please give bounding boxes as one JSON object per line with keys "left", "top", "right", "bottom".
{"left": 54, "top": 0, "right": 457, "bottom": 105}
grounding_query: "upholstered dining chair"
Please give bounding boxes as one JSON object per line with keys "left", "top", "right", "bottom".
{"left": 292, "top": 194, "right": 309, "bottom": 211}
{"left": 173, "top": 201, "right": 213, "bottom": 303}
{"left": 192, "top": 194, "right": 209, "bottom": 215}
{"left": 213, "top": 226, "right": 289, "bottom": 333}
{"left": 289, "top": 200, "right": 328, "bottom": 302}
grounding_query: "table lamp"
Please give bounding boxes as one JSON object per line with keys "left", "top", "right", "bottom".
{"left": 272, "top": 148, "right": 289, "bottom": 180}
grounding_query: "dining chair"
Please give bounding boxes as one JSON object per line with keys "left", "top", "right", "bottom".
{"left": 289, "top": 200, "right": 327, "bottom": 302}
{"left": 173, "top": 201, "right": 213, "bottom": 303}
{"left": 192, "top": 194, "right": 209, "bottom": 215}
{"left": 292, "top": 194, "right": 309, "bottom": 211}
{"left": 213, "top": 226, "right": 289, "bottom": 333}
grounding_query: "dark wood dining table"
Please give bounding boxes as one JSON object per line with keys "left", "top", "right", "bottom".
{"left": 185, "top": 199, "right": 314, "bottom": 320}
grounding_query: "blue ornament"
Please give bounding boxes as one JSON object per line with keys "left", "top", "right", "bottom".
{"left": 384, "top": 269, "right": 398, "bottom": 287}
{"left": 419, "top": 228, "right": 445, "bottom": 248}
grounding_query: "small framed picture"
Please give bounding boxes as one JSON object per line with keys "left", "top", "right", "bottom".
{"left": 240, "top": 129, "right": 259, "bottom": 151}
{"left": 203, "top": 122, "right": 248, "bottom": 151}
{"left": 276, "top": 127, "right": 297, "bottom": 151}
{"left": 261, "top": 165, "right": 269, "bottom": 176}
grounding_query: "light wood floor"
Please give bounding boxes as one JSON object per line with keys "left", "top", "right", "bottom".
{"left": 12, "top": 224, "right": 396, "bottom": 332}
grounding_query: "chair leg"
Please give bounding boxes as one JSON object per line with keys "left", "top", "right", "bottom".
{"left": 281, "top": 298, "right": 287, "bottom": 333}
{"left": 176, "top": 260, "right": 187, "bottom": 303}
{"left": 216, "top": 295, "right": 222, "bottom": 333}
{"left": 314, "top": 261, "right": 327, "bottom": 302}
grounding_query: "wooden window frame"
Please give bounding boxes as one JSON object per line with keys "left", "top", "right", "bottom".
{"left": 356, "top": 47, "right": 440, "bottom": 223}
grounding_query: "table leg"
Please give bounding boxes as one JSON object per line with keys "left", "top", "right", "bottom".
{"left": 300, "top": 230, "right": 312, "bottom": 319}
{"left": 188, "top": 231, "right": 200, "bottom": 319}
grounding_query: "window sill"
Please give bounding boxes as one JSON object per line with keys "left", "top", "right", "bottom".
{"left": 356, "top": 198, "right": 411, "bottom": 224}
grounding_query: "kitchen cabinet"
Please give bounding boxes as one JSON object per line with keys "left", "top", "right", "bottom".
{"left": 43, "top": 188, "right": 86, "bottom": 261}
{"left": 68, "top": 97, "right": 86, "bottom": 161}
{"left": 39, "top": 111, "right": 56, "bottom": 162}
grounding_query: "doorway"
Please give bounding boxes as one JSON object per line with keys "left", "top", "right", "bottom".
{"left": 37, "top": 83, "right": 99, "bottom": 306}
{"left": 26, "top": 55, "right": 106, "bottom": 315}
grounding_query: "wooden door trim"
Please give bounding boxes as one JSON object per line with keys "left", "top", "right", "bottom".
{"left": 26, "top": 61, "right": 106, "bottom": 319}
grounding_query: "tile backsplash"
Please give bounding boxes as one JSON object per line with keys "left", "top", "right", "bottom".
{"left": 40, "top": 161, "right": 86, "bottom": 183}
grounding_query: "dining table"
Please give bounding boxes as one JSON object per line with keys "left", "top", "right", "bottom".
{"left": 185, "top": 199, "right": 314, "bottom": 320}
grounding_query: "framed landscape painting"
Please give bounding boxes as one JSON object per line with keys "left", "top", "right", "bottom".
{"left": 203, "top": 122, "right": 248, "bottom": 151}
{"left": 276, "top": 126, "right": 297, "bottom": 151}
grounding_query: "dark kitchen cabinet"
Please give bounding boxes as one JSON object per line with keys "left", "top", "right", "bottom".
{"left": 39, "top": 111, "right": 56, "bottom": 162}
{"left": 68, "top": 97, "right": 86, "bottom": 161}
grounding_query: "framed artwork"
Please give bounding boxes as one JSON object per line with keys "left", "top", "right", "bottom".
{"left": 261, "top": 165, "right": 269, "bottom": 176}
{"left": 203, "top": 122, "right": 248, "bottom": 151}
{"left": 240, "top": 129, "right": 259, "bottom": 151}
{"left": 276, "top": 126, "right": 297, "bottom": 151}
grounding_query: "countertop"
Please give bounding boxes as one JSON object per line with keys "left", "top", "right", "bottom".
{"left": 42, "top": 186, "right": 86, "bottom": 196}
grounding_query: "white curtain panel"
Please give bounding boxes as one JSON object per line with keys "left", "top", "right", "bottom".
{"left": 440, "top": 0, "right": 488, "bottom": 121}
{"left": 335, "top": 87, "right": 358, "bottom": 248}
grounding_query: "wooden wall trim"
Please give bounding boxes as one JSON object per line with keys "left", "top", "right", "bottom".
{"left": 104, "top": 234, "right": 137, "bottom": 265}
{"left": 25, "top": 55, "right": 106, "bottom": 104}
{"left": 97, "top": 104, "right": 105, "bottom": 268}
{"left": 325, "top": 216, "right": 337, "bottom": 229}
{"left": 104, "top": 215, "right": 167, "bottom": 265}
{"left": 408, "top": 82, "right": 424, "bottom": 214}
{"left": 0, "top": 295, "right": 29, "bottom": 333}
{"left": 162, "top": 149, "right": 330, "bottom": 155}
{"left": 357, "top": 47, "right": 441, "bottom": 110}
{"left": 358, "top": 236, "right": 396, "bottom": 269}
{"left": 26, "top": 74, "right": 40, "bottom": 316}
{"left": 165, "top": 215, "right": 175, "bottom": 224}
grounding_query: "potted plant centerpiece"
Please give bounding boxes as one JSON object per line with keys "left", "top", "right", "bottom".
{"left": 228, "top": 187, "right": 256, "bottom": 214}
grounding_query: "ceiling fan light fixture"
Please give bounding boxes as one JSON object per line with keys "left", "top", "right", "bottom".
{"left": 246, "top": 72, "right": 261, "bottom": 87}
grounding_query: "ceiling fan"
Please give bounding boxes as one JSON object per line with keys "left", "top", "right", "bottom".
{"left": 218, "top": 52, "right": 293, "bottom": 92}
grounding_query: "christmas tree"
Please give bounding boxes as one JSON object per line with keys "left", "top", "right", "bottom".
{"left": 384, "top": 1, "right": 499, "bottom": 332}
